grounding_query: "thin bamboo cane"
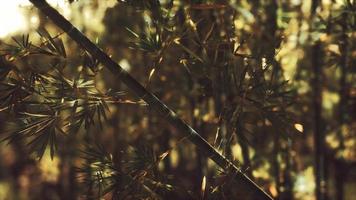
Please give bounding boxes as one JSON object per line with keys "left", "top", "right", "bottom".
{"left": 28, "top": 1, "right": 273, "bottom": 199}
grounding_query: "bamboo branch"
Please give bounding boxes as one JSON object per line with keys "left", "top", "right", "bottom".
{"left": 28, "top": 1, "right": 273, "bottom": 199}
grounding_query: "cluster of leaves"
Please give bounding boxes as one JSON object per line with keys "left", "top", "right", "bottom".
{"left": 77, "top": 143, "right": 179, "bottom": 199}
{"left": 77, "top": 141, "right": 253, "bottom": 200}
{"left": 0, "top": 30, "right": 128, "bottom": 159}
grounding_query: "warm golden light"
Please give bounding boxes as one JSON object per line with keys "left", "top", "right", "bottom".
{"left": 294, "top": 123, "right": 304, "bottom": 133}
{"left": 0, "top": 0, "right": 69, "bottom": 38}
{"left": 0, "top": 1, "right": 27, "bottom": 38}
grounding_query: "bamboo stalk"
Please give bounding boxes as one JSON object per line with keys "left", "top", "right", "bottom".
{"left": 311, "top": 1, "right": 327, "bottom": 200}
{"left": 28, "top": 1, "right": 273, "bottom": 199}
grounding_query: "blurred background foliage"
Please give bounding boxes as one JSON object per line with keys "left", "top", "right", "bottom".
{"left": 0, "top": 0, "right": 355, "bottom": 200}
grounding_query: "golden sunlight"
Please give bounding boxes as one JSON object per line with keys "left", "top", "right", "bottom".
{"left": 0, "top": 0, "right": 69, "bottom": 38}
{"left": 0, "top": 1, "right": 27, "bottom": 38}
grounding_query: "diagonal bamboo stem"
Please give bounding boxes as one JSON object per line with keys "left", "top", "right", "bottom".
{"left": 29, "top": 1, "right": 273, "bottom": 199}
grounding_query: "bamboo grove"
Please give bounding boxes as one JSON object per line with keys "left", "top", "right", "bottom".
{"left": 0, "top": 0, "right": 355, "bottom": 200}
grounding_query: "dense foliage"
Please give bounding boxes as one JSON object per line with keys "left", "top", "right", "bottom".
{"left": 0, "top": 0, "right": 355, "bottom": 200}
